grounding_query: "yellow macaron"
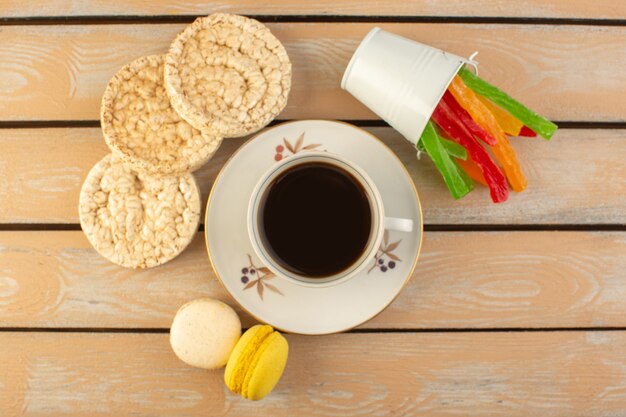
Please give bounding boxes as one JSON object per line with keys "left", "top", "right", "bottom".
{"left": 224, "top": 324, "right": 288, "bottom": 400}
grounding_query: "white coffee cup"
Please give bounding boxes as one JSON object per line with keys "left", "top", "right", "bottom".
{"left": 247, "top": 151, "right": 413, "bottom": 287}
{"left": 341, "top": 27, "right": 473, "bottom": 145}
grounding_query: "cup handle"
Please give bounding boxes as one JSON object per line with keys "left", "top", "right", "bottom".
{"left": 384, "top": 217, "right": 414, "bottom": 233}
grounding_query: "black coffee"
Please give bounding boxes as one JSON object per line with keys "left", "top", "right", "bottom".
{"left": 259, "top": 161, "right": 372, "bottom": 278}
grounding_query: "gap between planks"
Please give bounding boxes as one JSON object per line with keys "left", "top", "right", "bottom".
{"left": 1, "top": 15, "right": 626, "bottom": 26}
{"left": 0, "top": 120, "right": 625, "bottom": 129}
{"left": 2, "top": 327, "right": 626, "bottom": 334}
{"left": 2, "top": 0, "right": 625, "bottom": 20}
{"left": 1, "top": 224, "right": 626, "bottom": 232}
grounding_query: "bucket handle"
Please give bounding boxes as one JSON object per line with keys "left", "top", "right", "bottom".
{"left": 461, "top": 51, "right": 480, "bottom": 75}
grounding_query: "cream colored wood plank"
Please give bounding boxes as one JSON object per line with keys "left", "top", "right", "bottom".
{"left": 0, "top": 23, "right": 624, "bottom": 122}
{"left": 2, "top": 331, "right": 626, "bottom": 416}
{"left": 0, "top": 0, "right": 624, "bottom": 19}
{"left": 1, "top": 230, "right": 625, "bottom": 329}
{"left": 1, "top": 127, "right": 624, "bottom": 225}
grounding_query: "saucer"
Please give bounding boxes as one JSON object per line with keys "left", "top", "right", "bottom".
{"left": 205, "top": 120, "right": 423, "bottom": 334}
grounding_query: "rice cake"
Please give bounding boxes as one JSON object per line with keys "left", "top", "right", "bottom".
{"left": 101, "top": 54, "right": 222, "bottom": 175}
{"left": 165, "top": 13, "right": 291, "bottom": 137}
{"left": 79, "top": 154, "right": 201, "bottom": 269}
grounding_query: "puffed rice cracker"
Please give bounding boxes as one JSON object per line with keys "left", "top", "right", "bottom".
{"left": 101, "top": 54, "right": 222, "bottom": 175}
{"left": 165, "top": 13, "right": 292, "bottom": 138}
{"left": 79, "top": 154, "right": 201, "bottom": 269}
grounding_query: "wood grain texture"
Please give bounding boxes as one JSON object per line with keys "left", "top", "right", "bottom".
{"left": 1, "top": 230, "right": 625, "bottom": 329}
{"left": 0, "top": 4, "right": 623, "bottom": 416}
{"left": 0, "top": 0, "right": 624, "bottom": 19}
{"left": 2, "top": 331, "right": 626, "bottom": 416}
{"left": 1, "top": 127, "right": 624, "bottom": 225}
{"left": 0, "top": 23, "right": 624, "bottom": 122}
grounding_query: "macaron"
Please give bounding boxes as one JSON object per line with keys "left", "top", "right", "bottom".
{"left": 224, "top": 324, "right": 288, "bottom": 400}
{"left": 170, "top": 298, "right": 241, "bottom": 369}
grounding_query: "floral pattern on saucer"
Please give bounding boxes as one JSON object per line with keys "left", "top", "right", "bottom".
{"left": 273, "top": 132, "right": 322, "bottom": 161}
{"left": 368, "top": 230, "right": 402, "bottom": 274}
{"left": 241, "top": 254, "right": 284, "bottom": 300}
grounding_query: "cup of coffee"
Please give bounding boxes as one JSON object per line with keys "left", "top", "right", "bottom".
{"left": 247, "top": 151, "right": 413, "bottom": 287}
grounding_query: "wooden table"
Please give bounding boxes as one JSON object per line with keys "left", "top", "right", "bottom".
{"left": 1, "top": 1, "right": 625, "bottom": 416}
